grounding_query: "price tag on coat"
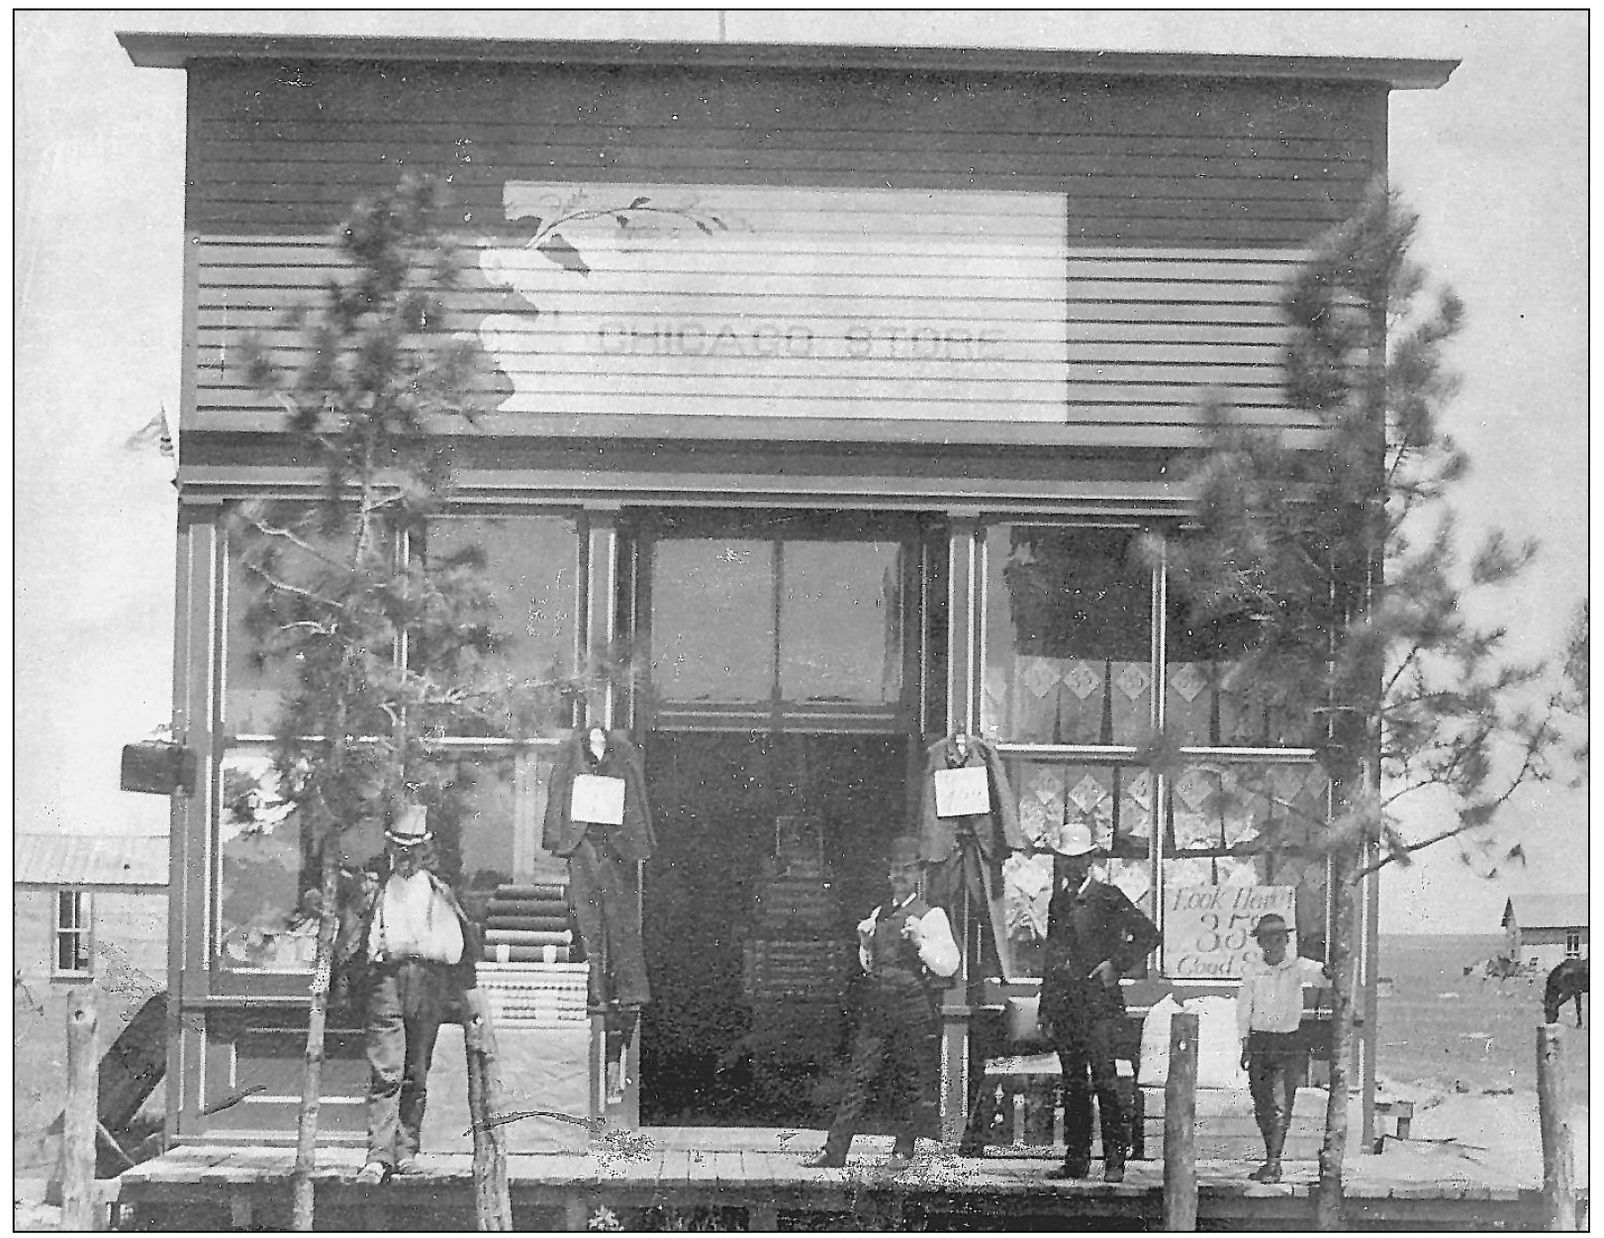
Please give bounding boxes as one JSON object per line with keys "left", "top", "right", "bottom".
{"left": 571, "top": 774, "right": 627, "bottom": 825}
{"left": 933, "top": 766, "right": 991, "bottom": 817}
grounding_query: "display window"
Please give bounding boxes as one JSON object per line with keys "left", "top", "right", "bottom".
{"left": 214, "top": 512, "right": 581, "bottom": 977}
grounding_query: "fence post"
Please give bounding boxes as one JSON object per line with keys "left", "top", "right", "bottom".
{"left": 465, "top": 1000, "right": 512, "bottom": 1230}
{"left": 61, "top": 989, "right": 99, "bottom": 1231}
{"left": 1163, "top": 1011, "right": 1199, "bottom": 1232}
{"left": 1536, "top": 1024, "right": 1575, "bottom": 1231}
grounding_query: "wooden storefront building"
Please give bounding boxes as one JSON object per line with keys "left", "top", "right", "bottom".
{"left": 122, "top": 31, "right": 1454, "bottom": 1156}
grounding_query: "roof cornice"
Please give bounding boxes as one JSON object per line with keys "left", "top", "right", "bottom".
{"left": 116, "top": 32, "right": 1457, "bottom": 90}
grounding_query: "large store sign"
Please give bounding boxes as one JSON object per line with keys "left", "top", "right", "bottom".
{"left": 475, "top": 182, "right": 1071, "bottom": 421}
{"left": 1163, "top": 883, "right": 1296, "bottom": 979}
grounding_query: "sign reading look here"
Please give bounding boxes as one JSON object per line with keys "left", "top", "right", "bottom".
{"left": 1163, "top": 884, "right": 1296, "bottom": 979}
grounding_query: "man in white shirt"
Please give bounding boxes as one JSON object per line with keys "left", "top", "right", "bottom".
{"left": 1236, "top": 913, "right": 1327, "bottom": 1182}
{"left": 338, "top": 804, "right": 481, "bottom": 1186}
{"left": 805, "top": 835, "right": 960, "bottom": 1168}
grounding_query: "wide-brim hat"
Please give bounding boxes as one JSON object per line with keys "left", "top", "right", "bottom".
{"left": 886, "top": 834, "right": 922, "bottom": 869}
{"left": 1251, "top": 913, "right": 1290, "bottom": 939}
{"left": 385, "top": 803, "right": 433, "bottom": 847}
{"left": 1044, "top": 820, "right": 1095, "bottom": 857}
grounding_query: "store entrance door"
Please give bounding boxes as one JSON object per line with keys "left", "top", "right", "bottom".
{"left": 640, "top": 732, "right": 907, "bottom": 1127}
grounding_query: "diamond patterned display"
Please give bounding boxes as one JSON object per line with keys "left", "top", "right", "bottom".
{"left": 1016, "top": 765, "right": 1065, "bottom": 845}
{"left": 1063, "top": 661, "right": 1102, "bottom": 700}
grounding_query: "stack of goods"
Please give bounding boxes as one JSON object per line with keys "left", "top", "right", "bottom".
{"left": 743, "top": 819, "right": 848, "bottom": 1005}
{"left": 476, "top": 961, "right": 590, "bottom": 1027}
{"left": 481, "top": 882, "right": 578, "bottom": 964}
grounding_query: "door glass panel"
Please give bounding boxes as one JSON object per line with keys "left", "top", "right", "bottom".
{"left": 982, "top": 525, "right": 1153, "bottom": 744}
{"left": 651, "top": 539, "right": 775, "bottom": 701}
{"left": 779, "top": 541, "right": 903, "bottom": 704}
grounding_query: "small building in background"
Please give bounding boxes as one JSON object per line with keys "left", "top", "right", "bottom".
{"left": 1501, "top": 893, "right": 1589, "bottom": 969}
{"left": 13, "top": 833, "right": 169, "bottom": 1184}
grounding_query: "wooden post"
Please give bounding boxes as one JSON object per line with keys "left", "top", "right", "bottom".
{"left": 1163, "top": 1011, "right": 1198, "bottom": 1232}
{"left": 465, "top": 1001, "right": 512, "bottom": 1231}
{"left": 1537, "top": 1024, "right": 1576, "bottom": 1231}
{"left": 61, "top": 989, "right": 98, "bottom": 1231}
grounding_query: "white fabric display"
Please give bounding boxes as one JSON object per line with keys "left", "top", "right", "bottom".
{"left": 1138, "top": 993, "right": 1183, "bottom": 1087}
{"left": 1186, "top": 994, "right": 1251, "bottom": 1089}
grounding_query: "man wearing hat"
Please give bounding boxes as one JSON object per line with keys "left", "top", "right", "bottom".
{"left": 1236, "top": 912, "right": 1327, "bottom": 1182}
{"left": 805, "top": 834, "right": 960, "bottom": 1169}
{"left": 337, "top": 802, "right": 481, "bottom": 1185}
{"left": 1038, "top": 820, "right": 1159, "bottom": 1183}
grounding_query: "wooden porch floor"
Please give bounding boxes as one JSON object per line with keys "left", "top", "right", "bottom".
{"left": 112, "top": 1128, "right": 1575, "bottom": 1231}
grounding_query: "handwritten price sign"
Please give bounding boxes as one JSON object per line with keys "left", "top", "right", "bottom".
{"left": 1164, "top": 884, "right": 1295, "bottom": 979}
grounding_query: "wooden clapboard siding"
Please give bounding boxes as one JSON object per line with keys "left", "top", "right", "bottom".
{"left": 181, "top": 58, "right": 1383, "bottom": 440}
{"left": 186, "top": 62, "right": 1381, "bottom": 243}
{"left": 191, "top": 228, "right": 1316, "bottom": 428}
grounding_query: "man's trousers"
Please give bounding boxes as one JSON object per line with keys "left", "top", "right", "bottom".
{"left": 1246, "top": 1030, "right": 1306, "bottom": 1161}
{"left": 822, "top": 977, "right": 938, "bottom": 1159}
{"left": 1052, "top": 1001, "right": 1127, "bottom": 1169}
{"left": 365, "top": 959, "right": 453, "bottom": 1166}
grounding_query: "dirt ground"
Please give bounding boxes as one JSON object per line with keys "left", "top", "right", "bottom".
{"left": 1373, "top": 933, "right": 1589, "bottom": 1194}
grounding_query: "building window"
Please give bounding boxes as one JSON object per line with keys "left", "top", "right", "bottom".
{"left": 977, "top": 522, "right": 1330, "bottom": 981}
{"left": 1565, "top": 930, "right": 1582, "bottom": 960}
{"left": 55, "top": 891, "right": 93, "bottom": 974}
{"left": 216, "top": 512, "right": 581, "bottom": 975}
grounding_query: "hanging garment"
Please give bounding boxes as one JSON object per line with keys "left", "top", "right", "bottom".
{"left": 542, "top": 728, "right": 656, "bottom": 1009}
{"left": 919, "top": 734, "right": 1025, "bottom": 977}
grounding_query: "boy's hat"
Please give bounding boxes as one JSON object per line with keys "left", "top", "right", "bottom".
{"left": 385, "top": 803, "right": 433, "bottom": 848}
{"left": 1251, "top": 913, "right": 1290, "bottom": 938}
{"left": 887, "top": 835, "right": 922, "bottom": 869}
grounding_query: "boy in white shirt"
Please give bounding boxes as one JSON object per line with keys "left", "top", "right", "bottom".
{"left": 1236, "top": 913, "right": 1327, "bottom": 1182}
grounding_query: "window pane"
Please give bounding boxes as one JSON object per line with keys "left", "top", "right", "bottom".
{"left": 1000, "top": 760, "right": 1155, "bottom": 978}
{"left": 982, "top": 526, "right": 1152, "bottom": 744}
{"left": 217, "top": 745, "right": 568, "bottom": 973}
{"left": 652, "top": 539, "right": 775, "bottom": 701}
{"left": 424, "top": 749, "right": 566, "bottom": 953}
{"left": 217, "top": 750, "right": 327, "bottom": 973}
{"left": 224, "top": 514, "right": 393, "bottom": 737}
{"left": 779, "top": 541, "right": 902, "bottom": 704}
{"left": 419, "top": 516, "right": 579, "bottom": 738}
{"left": 1165, "top": 587, "right": 1314, "bottom": 747}
{"left": 1161, "top": 760, "right": 1331, "bottom": 972}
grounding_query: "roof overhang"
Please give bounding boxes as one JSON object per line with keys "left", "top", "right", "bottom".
{"left": 117, "top": 32, "right": 1456, "bottom": 90}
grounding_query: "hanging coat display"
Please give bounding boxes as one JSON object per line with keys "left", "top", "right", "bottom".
{"left": 918, "top": 733, "right": 1026, "bottom": 978}
{"left": 542, "top": 727, "right": 656, "bottom": 1012}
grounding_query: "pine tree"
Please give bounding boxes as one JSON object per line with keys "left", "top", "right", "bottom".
{"left": 231, "top": 172, "right": 710, "bottom": 1229}
{"left": 1157, "top": 186, "right": 1563, "bottom": 1227}
{"left": 230, "top": 173, "right": 564, "bottom": 1230}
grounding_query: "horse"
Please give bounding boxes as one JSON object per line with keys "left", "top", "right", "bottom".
{"left": 1543, "top": 958, "right": 1589, "bottom": 1027}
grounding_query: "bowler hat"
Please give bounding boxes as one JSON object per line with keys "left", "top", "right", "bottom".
{"left": 1250, "top": 913, "right": 1290, "bottom": 938}
{"left": 385, "top": 803, "right": 433, "bottom": 848}
{"left": 886, "top": 835, "right": 922, "bottom": 869}
{"left": 1045, "top": 820, "right": 1096, "bottom": 857}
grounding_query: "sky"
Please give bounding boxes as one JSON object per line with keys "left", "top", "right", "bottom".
{"left": 12, "top": 10, "right": 1590, "bottom": 933}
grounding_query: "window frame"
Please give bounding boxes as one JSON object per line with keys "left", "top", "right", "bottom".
{"left": 974, "top": 518, "right": 1332, "bottom": 983}
{"left": 212, "top": 505, "right": 586, "bottom": 991}
{"left": 54, "top": 889, "right": 93, "bottom": 976}
{"left": 1565, "top": 929, "right": 1582, "bottom": 960}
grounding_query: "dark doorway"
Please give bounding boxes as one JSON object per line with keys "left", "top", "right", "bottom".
{"left": 640, "top": 732, "right": 908, "bottom": 1127}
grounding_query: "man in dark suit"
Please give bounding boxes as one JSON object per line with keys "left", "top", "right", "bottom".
{"left": 805, "top": 835, "right": 960, "bottom": 1169}
{"left": 1038, "top": 820, "right": 1159, "bottom": 1183}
